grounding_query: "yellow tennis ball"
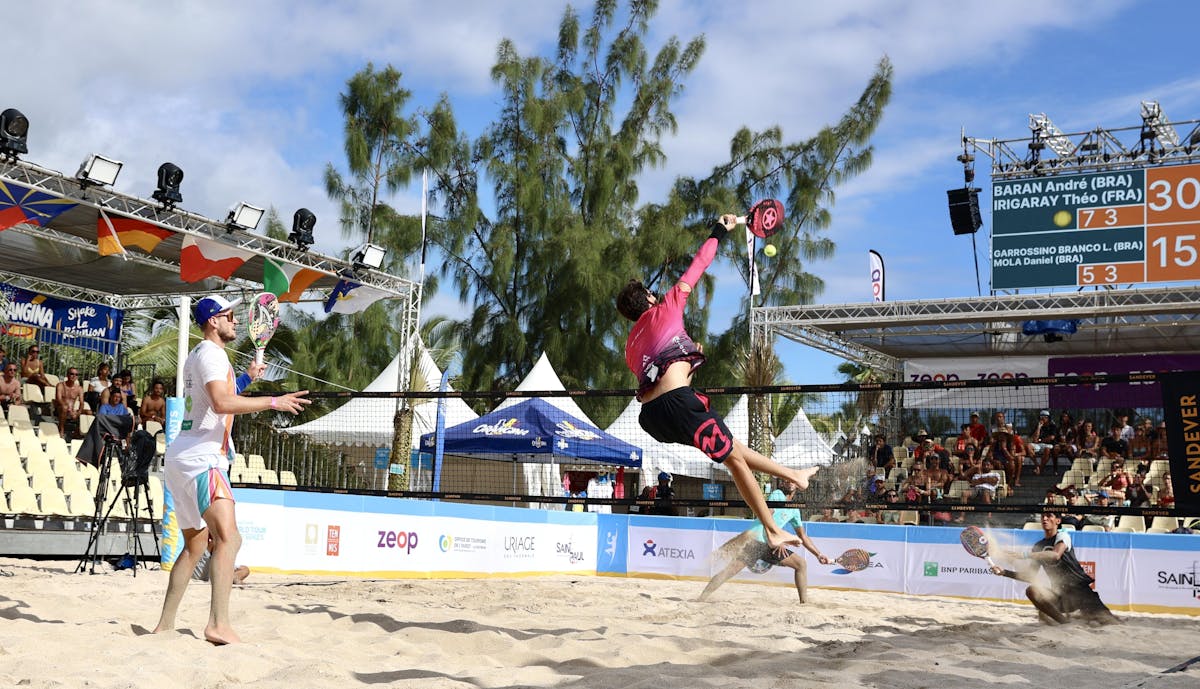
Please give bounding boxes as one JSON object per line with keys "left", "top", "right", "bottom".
{"left": 763, "top": 243, "right": 777, "bottom": 257}
{"left": 1053, "top": 210, "right": 1072, "bottom": 227}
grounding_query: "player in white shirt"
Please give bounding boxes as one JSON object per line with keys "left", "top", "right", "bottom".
{"left": 153, "top": 294, "right": 309, "bottom": 645}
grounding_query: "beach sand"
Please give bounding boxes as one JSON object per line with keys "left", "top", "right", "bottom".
{"left": 0, "top": 556, "right": 1195, "bottom": 689}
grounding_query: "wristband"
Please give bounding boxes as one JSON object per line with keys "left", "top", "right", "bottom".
{"left": 269, "top": 396, "right": 278, "bottom": 410}
{"left": 708, "top": 220, "right": 729, "bottom": 242}
{"left": 235, "top": 373, "right": 252, "bottom": 394}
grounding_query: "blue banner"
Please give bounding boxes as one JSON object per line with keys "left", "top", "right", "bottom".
{"left": 160, "top": 396, "right": 185, "bottom": 569}
{"left": 1, "top": 282, "right": 123, "bottom": 357}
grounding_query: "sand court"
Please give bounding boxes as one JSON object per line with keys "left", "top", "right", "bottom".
{"left": 0, "top": 557, "right": 1197, "bottom": 688}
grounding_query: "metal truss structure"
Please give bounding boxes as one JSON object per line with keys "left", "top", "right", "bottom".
{"left": 752, "top": 284, "right": 1200, "bottom": 376}
{"left": 964, "top": 101, "right": 1200, "bottom": 180}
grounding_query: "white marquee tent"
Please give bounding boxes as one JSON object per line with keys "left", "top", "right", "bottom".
{"left": 772, "top": 406, "right": 838, "bottom": 468}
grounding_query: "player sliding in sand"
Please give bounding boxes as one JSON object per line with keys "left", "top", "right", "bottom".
{"left": 698, "top": 478, "right": 831, "bottom": 602}
{"left": 990, "top": 510, "right": 1119, "bottom": 626}
{"left": 618, "top": 214, "right": 820, "bottom": 553}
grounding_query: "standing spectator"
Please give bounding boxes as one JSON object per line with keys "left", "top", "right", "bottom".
{"left": 20, "top": 345, "right": 50, "bottom": 387}
{"left": 966, "top": 412, "right": 988, "bottom": 445}
{"left": 0, "top": 361, "right": 23, "bottom": 412}
{"left": 870, "top": 434, "right": 895, "bottom": 476}
{"left": 54, "top": 367, "right": 87, "bottom": 438}
{"left": 991, "top": 510, "right": 1120, "bottom": 626}
{"left": 1029, "top": 411, "right": 1058, "bottom": 475}
{"left": 140, "top": 379, "right": 167, "bottom": 429}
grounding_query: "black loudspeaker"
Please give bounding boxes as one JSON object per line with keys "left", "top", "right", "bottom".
{"left": 947, "top": 187, "right": 982, "bottom": 235}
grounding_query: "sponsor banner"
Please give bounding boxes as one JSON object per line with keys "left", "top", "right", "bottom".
{"left": 1160, "top": 371, "right": 1200, "bottom": 512}
{"left": 626, "top": 518, "right": 715, "bottom": 578}
{"left": 903, "top": 357, "right": 1049, "bottom": 408}
{"left": 1127, "top": 535, "right": 1200, "bottom": 609}
{"left": 801, "top": 523, "right": 906, "bottom": 593}
{"left": 596, "top": 514, "right": 628, "bottom": 575}
{"left": 1073, "top": 531, "right": 1136, "bottom": 610}
{"left": 869, "top": 250, "right": 884, "bottom": 302}
{"left": 1049, "top": 353, "right": 1200, "bottom": 408}
{"left": 0, "top": 282, "right": 123, "bottom": 356}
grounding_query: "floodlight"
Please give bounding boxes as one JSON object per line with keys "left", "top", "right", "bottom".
{"left": 151, "top": 162, "right": 184, "bottom": 207}
{"left": 76, "top": 154, "right": 123, "bottom": 187}
{"left": 0, "top": 108, "right": 29, "bottom": 159}
{"left": 290, "top": 208, "right": 316, "bottom": 251}
{"left": 352, "top": 242, "right": 386, "bottom": 270}
{"left": 226, "top": 202, "right": 265, "bottom": 232}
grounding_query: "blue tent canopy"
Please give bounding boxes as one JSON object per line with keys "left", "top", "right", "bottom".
{"left": 418, "top": 397, "right": 642, "bottom": 467}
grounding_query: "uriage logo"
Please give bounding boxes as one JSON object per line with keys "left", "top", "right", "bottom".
{"left": 326, "top": 525, "right": 341, "bottom": 557}
{"left": 377, "top": 530, "right": 419, "bottom": 553}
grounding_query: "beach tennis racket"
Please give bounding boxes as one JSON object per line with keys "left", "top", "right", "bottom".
{"left": 833, "top": 548, "right": 872, "bottom": 572}
{"left": 959, "top": 526, "right": 997, "bottom": 567}
{"left": 247, "top": 292, "right": 280, "bottom": 365}
{"left": 736, "top": 199, "right": 785, "bottom": 238}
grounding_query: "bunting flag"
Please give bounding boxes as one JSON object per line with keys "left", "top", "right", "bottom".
{"left": 0, "top": 180, "right": 79, "bottom": 232}
{"left": 179, "top": 235, "right": 255, "bottom": 283}
{"left": 323, "top": 278, "right": 389, "bottom": 314}
{"left": 97, "top": 213, "right": 175, "bottom": 256}
{"left": 263, "top": 258, "right": 323, "bottom": 303}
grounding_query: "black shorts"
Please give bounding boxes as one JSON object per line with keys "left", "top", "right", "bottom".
{"left": 639, "top": 387, "right": 734, "bottom": 462}
{"left": 1058, "top": 581, "right": 1110, "bottom": 616}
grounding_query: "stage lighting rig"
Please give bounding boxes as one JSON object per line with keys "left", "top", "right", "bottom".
{"left": 351, "top": 242, "right": 386, "bottom": 270}
{"left": 290, "top": 208, "right": 316, "bottom": 251}
{"left": 1028, "top": 113, "right": 1075, "bottom": 158}
{"left": 0, "top": 108, "right": 29, "bottom": 160}
{"left": 226, "top": 202, "right": 265, "bottom": 233}
{"left": 151, "top": 162, "right": 184, "bottom": 209}
{"left": 76, "top": 154, "right": 123, "bottom": 188}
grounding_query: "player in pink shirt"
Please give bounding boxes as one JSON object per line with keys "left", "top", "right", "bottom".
{"left": 617, "top": 214, "right": 819, "bottom": 553}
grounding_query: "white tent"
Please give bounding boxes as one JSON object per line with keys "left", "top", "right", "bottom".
{"left": 282, "top": 346, "right": 478, "bottom": 448}
{"left": 773, "top": 406, "right": 837, "bottom": 468}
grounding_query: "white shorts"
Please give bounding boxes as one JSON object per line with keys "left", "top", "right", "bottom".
{"left": 165, "top": 462, "right": 235, "bottom": 531}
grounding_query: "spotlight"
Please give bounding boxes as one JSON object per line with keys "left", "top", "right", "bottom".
{"left": 76, "top": 154, "right": 123, "bottom": 187}
{"left": 351, "top": 242, "right": 386, "bottom": 270}
{"left": 225, "top": 202, "right": 265, "bottom": 232}
{"left": 151, "top": 162, "right": 184, "bottom": 208}
{"left": 290, "top": 208, "right": 316, "bottom": 251}
{"left": 0, "top": 108, "right": 29, "bottom": 160}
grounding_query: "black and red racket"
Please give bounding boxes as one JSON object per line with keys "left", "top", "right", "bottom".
{"left": 736, "top": 199, "right": 785, "bottom": 238}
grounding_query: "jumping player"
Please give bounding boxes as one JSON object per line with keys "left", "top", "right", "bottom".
{"left": 698, "top": 478, "right": 831, "bottom": 602}
{"left": 617, "top": 214, "right": 820, "bottom": 553}
{"left": 152, "top": 295, "right": 309, "bottom": 644}
{"left": 990, "top": 510, "right": 1120, "bottom": 625}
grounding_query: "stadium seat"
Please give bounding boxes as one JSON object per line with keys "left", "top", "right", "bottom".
{"left": 77, "top": 462, "right": 99, "bottom": 493}
{"left": 21, "top": 383, "right": 44, "bottom": 405}
{"left": 36, "top": 485, "right": 71, "bottom": 517}
{"left": 28, "top": 467, "right": 59, "bottom": 496}
{"left": 57, "top": 464, "right": 88, "bottom": 495}
{"left": 279, "top": 470, "right": 298, "bottom": 486}
{"left": 1081, "top": 524, "right": 1106, "bottom": 532}
{"left": 1146, "top": 527, "right": 1171, "bottom": 534}
{"left": 37, "top": 420, "right": 60, "bottom": 439}
{"left": 898, "top": 510, "right": 919, "bottom": 525}
{"left": 1149, "top": 516, "right": 1179, "bottom": 532}
{"left": 0, "top": 488, "right": 8, "bottom": 513}
{"left": 5, "top": 404, "right": 32, "bottom": 429}
{"left": 946, "top": 480, "right": 970, "bottom": 499}
{"left": 1116, "top": 515, "right": 1146, "bottom": 532}
{"left": 1110, "top": 526, "right": 1136, "bottom": 533}
{"left": 258, "top": 469, "right": 279, "bottom": 485}
{"left": 77, "top": 415, "right": 93, "bottom": 436}
{"left": 1022, "top": 521, "right": 1043, "bottom": 530}
{"left": 232, "top": 454, "right": 248, "bottom": 473}
{"left": 5, "top": 483, "right": 40, "bottom": 514}
{"left": 67, "top": 488, "right": 95, "bottom": 517}
{"left": 143, "top": 420, "right": 163, "bottom": 437}
{"left": 43, "top": 436, "right": 71, "bottom": 463}
{"left": 42, "top": 373, "right": 59, "bottom": 387}
{"left": 247, "top": 454, "right": 267, "bottom": 472}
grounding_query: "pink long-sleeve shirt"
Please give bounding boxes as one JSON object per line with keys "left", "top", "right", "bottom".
{"left": 624, "top": 237, "right": 719, "bottom": 398}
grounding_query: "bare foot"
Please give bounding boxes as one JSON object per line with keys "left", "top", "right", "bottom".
{"left": 793, "top": 466, "right": 820, "bottom": 490}
{"left": 152, "top": 625, "right": 172, "bottom": 634}
{"left": 204, "top": 625, "right": 242, "bottom": 645}
{"left": 233, "top": 566, "right": 250, "bottom": 585}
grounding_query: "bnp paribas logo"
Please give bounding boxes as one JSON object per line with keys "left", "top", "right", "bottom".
{"left": 923, "top": 561, "right": 939, "bottom": 577}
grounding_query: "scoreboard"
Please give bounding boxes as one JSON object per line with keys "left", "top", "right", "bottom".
{"left": 991, "top": 162, "right": 1200, "bottom": 289}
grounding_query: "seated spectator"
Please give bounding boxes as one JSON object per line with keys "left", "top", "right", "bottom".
{"left": 878, "top": 489, "right": 903, "bottom": 524}
{"left": 20, "top": 345, "right": 50, "bottom": 388}
{"left": 0, "top": 345, "right": 14, "bottom": 375}
{"left": 964, "top": 458, "right": 1001, "bottom": 505}
{"left": 1126, "top": 473, "right": 1154, "bottom": 508}
{"left": 1085, "top": 492, "right": 1116, "bottom": 530}
{"left": 870, "top": 434, "right": 895, "bottom": 476}
{"left": 1100, "top": 424, "right": 1129, "bottom": 461}
{"left": 1128, "top": 426, "right": 1151, "bottom": 464}
{"left": 0, "top": 362, "right": 23, "bottom": 411}
{"left": 1151, "top": 422, "right": 1169, "bottom": 461}
{"left": 951, "top": 424, "right": 977, "bottom": 459}
{"left": 118, "top": 369, "right": 139, "bottom": 418}
{"left": 140, "top": 379, "right": 166, "bottom": 429}
{"left": 986, "top": 430, "right": 1019, "bottom": 488}
{"left": 923, "top": 459, "right": 952, "bottom": 501}
{"left": 915, "top": 434, "right": 951, "bottom": 472}
{"left": 990, "top": 411, "right": 1008, "bottom": 436}
{"left": 1029, "top": 410, "right": 1058, "bottom": 475}
{"left": 955, "top": 444, "right": 982, "bottom": 483}
{"left": 1158, "top": 473, "right": 1175, "bottom": 508}
{"left": 54, "top": 367, "right": 87, "bottom": 438}
{"left": 902, "top": 460, "right": 931, "bottom": 504}
{"left": 85, "top": 362, "right": 111, "bottom": 411}
{"left": 97, "top": 390, "right": 133, "bottom": 417}
{"left": 1052, "top": 411, "right": 1079, "bottom": 466}
{"left": 1098, "top": 460, "right": 1130, "bottom": 502}
{"left": 1077, "top": 420, "right": 1100, "bottom": 463}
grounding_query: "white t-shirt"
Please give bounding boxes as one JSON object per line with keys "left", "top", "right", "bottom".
{"left": 972, "top": 471, "right": 1001, "bottom": 492}
{"left": 167, "top": 339, "right": 236, "bottom": 478}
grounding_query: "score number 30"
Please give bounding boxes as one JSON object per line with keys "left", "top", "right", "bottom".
{"left": 1145, "top": 167, "right": 1200, "bottom": 281}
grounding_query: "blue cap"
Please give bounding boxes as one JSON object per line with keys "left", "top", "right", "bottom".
{"left": 193, "top": 294, "right": 242, "bottom": 325}
{"left": 658, "top": 471, "right": 671, "bottom": 481}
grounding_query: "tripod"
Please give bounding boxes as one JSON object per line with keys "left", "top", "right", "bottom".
{"left": 76, "top": 435, "right": 161, "bottom": 575}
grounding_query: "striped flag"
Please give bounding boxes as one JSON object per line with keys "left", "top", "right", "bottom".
{"left": 179, "top": 235, "right": 254, "bottom": 283}
{"left": 263, "top": 258, "right": 323, "bottom": 303}
{"left": 97, "top": 214, "right": 174, "bottom": 256}
{"left": 0, "top": 180, "right": 78, "bottom": 231}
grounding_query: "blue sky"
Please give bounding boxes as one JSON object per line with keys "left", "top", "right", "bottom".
{"left": 7, "top": 0, "right": 1199, "bottom": 384}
